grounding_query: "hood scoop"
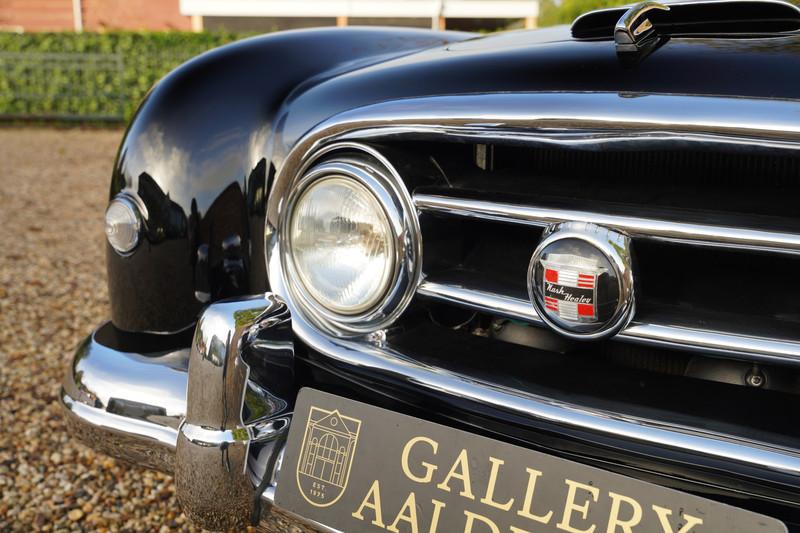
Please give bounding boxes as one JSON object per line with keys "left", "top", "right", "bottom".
{"left": 572, "top": 0, "right": 800, "bottom": 47}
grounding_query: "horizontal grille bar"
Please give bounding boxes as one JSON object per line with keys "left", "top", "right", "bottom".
{"left": 418, "top": 279, "right": 800, "bottom": 364}
{"left": 417, "top": 280, "right": 542, "bottom": 323}
{"left": 415, "top": 193, "right": 800, "bottom": 255}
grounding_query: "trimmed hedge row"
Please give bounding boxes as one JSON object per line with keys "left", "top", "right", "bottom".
{"left": 0, "top": 31, "right": 249, "bottom": 122}
{"left": 4, "top": 12, "right": 800, "bottom": 121}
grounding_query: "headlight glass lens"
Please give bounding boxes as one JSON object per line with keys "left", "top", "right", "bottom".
{"left": 289, "top": 176, "right": 395, "bottom": 315}
{"left": 105, "top": 197, "right": 141, "bottom": 254}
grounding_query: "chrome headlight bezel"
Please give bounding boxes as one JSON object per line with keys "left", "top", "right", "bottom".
{"left": 276, "top": 143, "right": 421, "bottom": 335}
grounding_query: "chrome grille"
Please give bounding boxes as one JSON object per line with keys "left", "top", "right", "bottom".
{"left": 412, "top": 178, "right": 800, "bottom": 364}
{"left": 414, "top": 192, "right": 800, "bottom": 363}
{"left": 264, "top": 93, "right": 800, "bottom": 509}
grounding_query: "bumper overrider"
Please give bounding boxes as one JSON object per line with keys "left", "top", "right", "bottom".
{"left": 62, "top": 293, "right": 800, "bottom": 531}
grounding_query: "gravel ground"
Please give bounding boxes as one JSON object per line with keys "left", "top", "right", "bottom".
{"left": 0, "top": 128, "right": 305, "bottom": 533}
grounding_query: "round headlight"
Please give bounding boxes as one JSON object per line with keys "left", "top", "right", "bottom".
{"left": 105, "top": 196, "right": 141, "bottom": 254}
{"left": 288, "top": 176, "right": 396, "bottom": 314}
{"left": 275, "top": 144, "right": 422, "bottom": 335}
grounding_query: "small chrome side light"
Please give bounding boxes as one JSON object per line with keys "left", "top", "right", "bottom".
{"left": 105, "top": 195, "right": 141, "bottom": 254}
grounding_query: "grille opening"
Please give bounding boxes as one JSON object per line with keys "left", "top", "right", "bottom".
{"left": 636, "top": 240, "right": 800, "bottom": 340}
{"left": 375, "top": 139, "right": 800, "bottom": 222}
{"left": 420, "top": 212, "right": 543, "bottom": 300}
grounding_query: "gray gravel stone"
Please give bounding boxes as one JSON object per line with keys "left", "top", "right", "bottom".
{"left": 0, "top": 127, "right": 312, "bottom": 533}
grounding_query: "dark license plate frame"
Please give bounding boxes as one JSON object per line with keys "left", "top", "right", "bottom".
{"left": 275, "top": 388, "right": 786, "bottom": 533}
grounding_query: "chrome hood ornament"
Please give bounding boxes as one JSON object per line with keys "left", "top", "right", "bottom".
{"left": 528, "top": 222, "right": 634, "bottom": 340}
{"left": 615, "top": 1, "right": 670, "bottom": 54}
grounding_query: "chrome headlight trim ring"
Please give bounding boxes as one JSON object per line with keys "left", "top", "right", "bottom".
{"left": 275, "top": 142, "right": 422, "bottom": 336}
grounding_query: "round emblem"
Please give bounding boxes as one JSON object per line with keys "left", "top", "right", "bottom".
{"left": 528, "top": 222, "right": 634, "bottom": 339}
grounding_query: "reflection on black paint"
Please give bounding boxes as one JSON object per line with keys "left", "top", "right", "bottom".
{"left": 137, "top": 172, "right": 188, "bottom": 243}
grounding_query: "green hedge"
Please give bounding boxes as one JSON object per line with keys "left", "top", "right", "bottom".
{"left": 4, "top": 15, "right": 800, "bottom": 120}
{"left": 0, "top": 31, "right": 249, "bottom": 122}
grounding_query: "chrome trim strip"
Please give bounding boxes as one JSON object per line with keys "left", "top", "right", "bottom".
{"left": 622, "top": 323, "right": 800, "bottom": 360}
{"left": 417, "top": 280, "right": 542, "bottom": 323}
{"left": 418, "top": 280, "right": 800, "bottom": 364}
{"left": 282, "top": 93, "right": 800, "bottom": 144}
{"left": 268, "top": 94, "right": 800, "bottom": 260}
{"left": 415, "top": 193, "right": 800, "bottom": 255}
{"left": 414, "top": 191, "right": 800, "bottom": 360}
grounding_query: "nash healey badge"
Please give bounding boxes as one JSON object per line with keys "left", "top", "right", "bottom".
{"left": 529, "top": 222, "right": 634, "bottom": 339}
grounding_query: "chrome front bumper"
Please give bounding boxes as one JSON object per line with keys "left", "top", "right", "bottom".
{"left": 61, "top": 294, "right": 332, "bottom": 532}
{"left": 63, "top": 293, "right": 800, "bottom": 530}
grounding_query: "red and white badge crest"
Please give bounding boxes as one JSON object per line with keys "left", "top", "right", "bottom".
{"left": 541, "top": 255, "right": 602, "bottom": 323}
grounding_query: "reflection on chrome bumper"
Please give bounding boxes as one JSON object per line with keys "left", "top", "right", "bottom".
{"left": 60, "top": 326, "right": 188, "bottom": 472}
{"left": 60, "top": 295, "right": 322, "bottom": 531}
{"left": 175, "top": 295, "right": 292, "bottom": 530}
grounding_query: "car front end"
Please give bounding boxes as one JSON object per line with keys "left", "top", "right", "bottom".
{"left": 62, "top": 4, "right": 800, "bottom": 531}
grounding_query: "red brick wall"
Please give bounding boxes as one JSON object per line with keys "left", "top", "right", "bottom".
{"left": 0, "top": 0, "right": 192, "bottom": 32}
{"left": 0, "top": 0, "right": 75, "bottom": 31}
{"left": 81, "top": 0, "right": 191, "bottom": 31}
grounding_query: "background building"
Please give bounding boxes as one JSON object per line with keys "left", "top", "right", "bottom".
{"left": 182, "top": 0, "right": 539, "bottom": 31}
{"left": 0, "top": 0, "right": 539, "bottom": 33}
{"left": 0, "top": 0, "right": 192, "bottom": 32}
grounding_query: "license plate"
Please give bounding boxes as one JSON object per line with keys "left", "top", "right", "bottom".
{"left": 275, "top": 388, "right": 786, "bottom": 533}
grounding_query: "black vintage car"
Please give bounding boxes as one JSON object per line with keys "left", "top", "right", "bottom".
{"left": 62, "top": 1, "right": 800, "bottom": 531}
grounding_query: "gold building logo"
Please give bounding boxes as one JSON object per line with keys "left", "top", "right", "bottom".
{"left": 296, "top": 405, "right": 362, "bottom": 507}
